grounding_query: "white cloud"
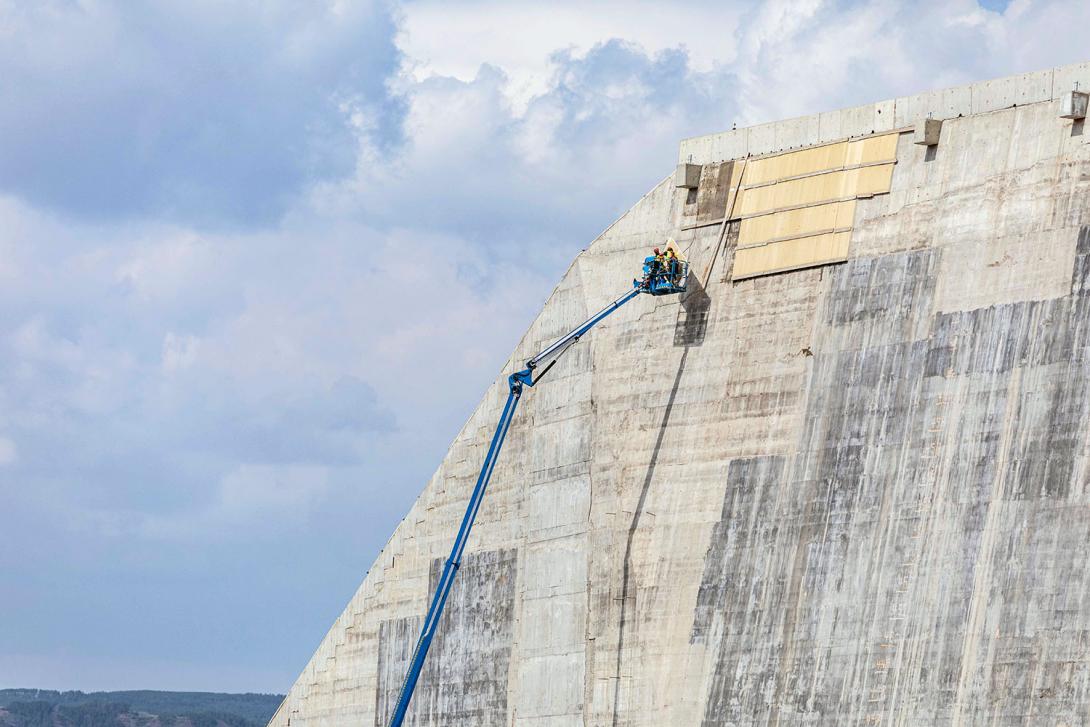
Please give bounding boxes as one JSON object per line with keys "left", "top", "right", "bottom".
{"left": 398, "top": 0, "right": 752, "bottom": 110}
{"left": 126, "top": 464, "right": 331, "bottom": 541}
{"left": 218, "top": 464, "right": 329, "bottom": 517}
{"left": 0, "top": 436, "right": 17, "bottom": 466}
{"left": 161, "top": 332, "right": 200, "bottom": 372}
{"left": 0, "top": 0, "right": 402, "bottom": 227}
{"left": 116, "top": 233, "right": 214, "bottom": 303}
{"left": 397, "top": 0, "right": 1090, "bottom": 133}
{"left": 0, "top": 187, "right": 542, "bottom": 542}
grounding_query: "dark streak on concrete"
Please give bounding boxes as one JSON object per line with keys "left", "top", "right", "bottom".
{"left": 692, "top": 457, "right": 786, "bottom": 725}
{"left": 374, "top": 616, "right": 423, "bottom": 727}
{"left": 719, "top": 221, "right": 741, "bottom": 284}
{"left": 683, "top": 161, "right": 735, "bottom": 226}
{"left": 696, "top": 233, "right": 1090, "bottom": 722}
{"left": 693, "top": 457, "right": 787, "bottom": 647}
{"left": 374, "top": 548, "right": 518, "bottom": 727}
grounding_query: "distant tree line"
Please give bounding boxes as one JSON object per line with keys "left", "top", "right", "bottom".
{"left": 0, "top": 691, "right": 284, "bottom": 727}
{"left": 3, "top": 700, "right": 131, "bottom": 727}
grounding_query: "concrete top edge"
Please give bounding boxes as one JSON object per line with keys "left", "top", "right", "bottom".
{"left": 679, "top": 60, "right": 1090, "bottom": 164}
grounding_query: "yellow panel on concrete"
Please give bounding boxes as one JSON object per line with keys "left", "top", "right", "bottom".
{"left": 850, "top": 163, "right": 896, "bottom": 197}
{"left": 745, "top": 141, "right": 849, "bottom": 187}
{"left": 743, "top": 133, "right": 899, "bottom": 188}
{"left": 732, "top": 231, "right": 853, "bottom": 279}
{"left": 738, "top": 200, "right": 856, "bottom": 248}
{"left": 846, "top": 133, "right": 899, "bottom": 166}
{"left": 728, "top": 161, "right": 746, "bottom": 191}
{"left": 737, "top": 163, "right": 895, "bottom": 217}
{"left": 729, "top": 131, "right": 900, "bottom": 280}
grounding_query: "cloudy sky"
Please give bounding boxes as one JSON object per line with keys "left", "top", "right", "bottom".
{"left": 1, "top": 0, "right": 1087, "bottom": 694}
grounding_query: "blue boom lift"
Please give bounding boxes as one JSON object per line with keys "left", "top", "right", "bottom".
{"left": 386, "top": 253, "right": 689, "bottom": 727}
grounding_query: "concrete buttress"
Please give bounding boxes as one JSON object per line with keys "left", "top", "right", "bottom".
{"left": 271, "top": 62, "right": 1090, "bottom": 726}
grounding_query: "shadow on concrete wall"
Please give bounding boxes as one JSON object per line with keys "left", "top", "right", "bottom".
{"left": 610, "top": 228, "right": 723, "bottom": 721}
{"left": 674, "top": 276, "right": 711, "bottom": 347}
{"left": 611, "top": 345, "right": 691, "bottom": 726}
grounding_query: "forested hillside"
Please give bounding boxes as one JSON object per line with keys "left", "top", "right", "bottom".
{"left": 0, "top": 691, "right": 283, "bottom": 727}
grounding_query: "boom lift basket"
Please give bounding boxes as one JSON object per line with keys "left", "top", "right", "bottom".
{"left": 641, "top": 260, "right": 689, "bottom": 295}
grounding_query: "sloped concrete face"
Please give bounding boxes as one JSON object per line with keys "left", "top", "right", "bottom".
{"left": 271, "top": 64, "right": 1090, "bottom": 726}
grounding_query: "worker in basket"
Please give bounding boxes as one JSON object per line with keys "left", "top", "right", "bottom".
{"left": 638, "top": 247, "right": 662, "bottom": 290}
{"left": 664, "top": 246, "right": 678, "bottom": 280}
{"left": 636, "top": 241, "right": 685, "bottom": 292}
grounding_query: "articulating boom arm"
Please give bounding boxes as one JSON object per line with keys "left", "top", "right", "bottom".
{"left": 511, "top": 287, "right": 641, "bottom": 389}
{"left": 385, "top": 286, "right": 642, "bottom": 727}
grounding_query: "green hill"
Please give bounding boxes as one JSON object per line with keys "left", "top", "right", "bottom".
{"left": 0, "top": 690, "right": 284, "bottom": 727}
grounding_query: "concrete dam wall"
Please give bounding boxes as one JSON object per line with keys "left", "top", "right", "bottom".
{"left": 271, "top": 63, "right": 1090, "bottom": 726}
